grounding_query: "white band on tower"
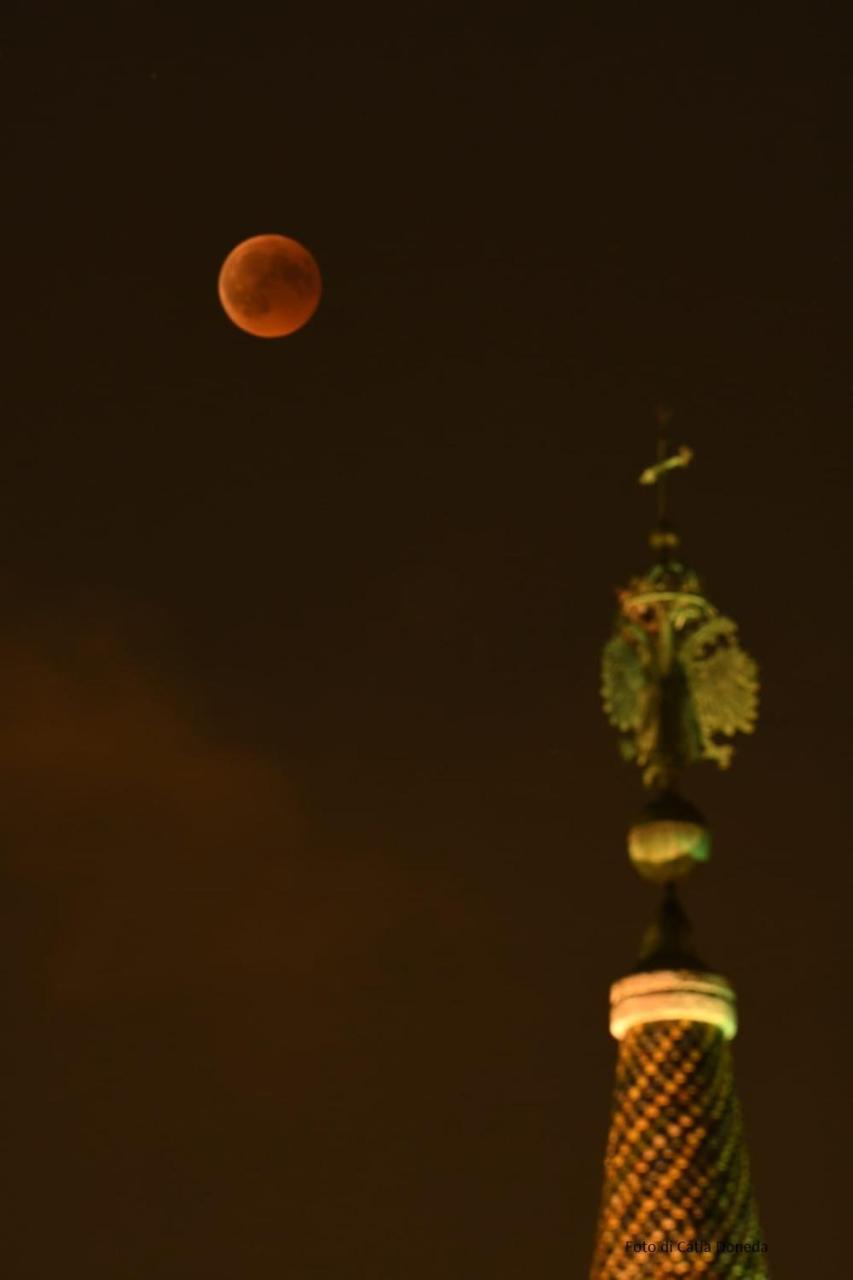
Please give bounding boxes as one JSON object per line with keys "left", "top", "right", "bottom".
{"left": 609, "top": 969, "right": 737, "bottom": 1041}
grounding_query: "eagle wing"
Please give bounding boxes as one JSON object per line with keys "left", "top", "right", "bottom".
{"left": 679, "top": 616, "right": 759, "bottom": 766}
{"left": 601, "top": 627, "right": 653, "bottom": 734}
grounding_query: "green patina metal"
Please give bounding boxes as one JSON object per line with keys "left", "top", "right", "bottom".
{"left": 601, "top": 428, "right": 759, "bottom": 793}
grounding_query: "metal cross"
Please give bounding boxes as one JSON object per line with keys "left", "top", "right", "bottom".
{"left": 638, "top": 407, "right": 693, "bottom": 525}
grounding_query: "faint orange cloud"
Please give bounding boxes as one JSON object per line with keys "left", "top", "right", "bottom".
{"left": 0, "top": 635, "right": 409, "bottom": 1004}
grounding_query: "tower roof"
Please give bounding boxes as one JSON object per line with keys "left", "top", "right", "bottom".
{"left": 589, "top": 422, "right": 768, "bottom": 1276}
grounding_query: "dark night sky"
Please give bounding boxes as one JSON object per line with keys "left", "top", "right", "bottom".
{"left": 1, "top": 5, "right": 850, "bottom": 1276}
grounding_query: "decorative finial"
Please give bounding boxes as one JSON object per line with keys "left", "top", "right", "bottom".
{"left": 600, "top": 423, "right": 760, "bottom": 879}
{"left": 638, "top": 444, "right": 693, "bottom": 492}
{"left": 638, "top": 407, "right": 694, "bottom": 558}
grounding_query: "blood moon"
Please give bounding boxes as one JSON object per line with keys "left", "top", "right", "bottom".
{"left": 218, "top": 234, "right": 322, "bottom": 338}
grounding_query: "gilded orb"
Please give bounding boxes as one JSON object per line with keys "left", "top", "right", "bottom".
{"left": 628, "top": 791, "right": 710, "bottom": 882}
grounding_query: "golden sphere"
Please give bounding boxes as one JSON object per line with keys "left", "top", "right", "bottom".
{"left": 628, "top": 791, "right": 710, "bottom": 882}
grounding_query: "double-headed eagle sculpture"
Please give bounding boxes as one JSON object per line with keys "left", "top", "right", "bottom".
{"left": 600, "top": 428, "right": 759, "bottom": 878}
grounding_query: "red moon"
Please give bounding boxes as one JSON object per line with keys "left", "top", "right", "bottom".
{"left": 218, "top": 234, "right": 322, "bottom": 338}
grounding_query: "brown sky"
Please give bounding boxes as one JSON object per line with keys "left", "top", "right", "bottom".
{"left": 2, "top": 4, "right": 850, "bottom": 1277}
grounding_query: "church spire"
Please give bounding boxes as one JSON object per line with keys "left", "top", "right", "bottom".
{"left": 589, "top": 421, "right": 769, "bottom": 1277}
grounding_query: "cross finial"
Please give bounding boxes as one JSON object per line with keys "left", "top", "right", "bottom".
{"left": 638, "top": 406, "right": 693, "bottom": 555}
{"left": 638, "top": 406, "right": 693, "bottom": 514}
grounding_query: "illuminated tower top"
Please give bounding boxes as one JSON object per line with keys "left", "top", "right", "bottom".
{"left": 589, "top": 417, "right": 769, "bottom": 1277}
{"left": 600, "top": 411, "right": 759, "bottom": 882}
